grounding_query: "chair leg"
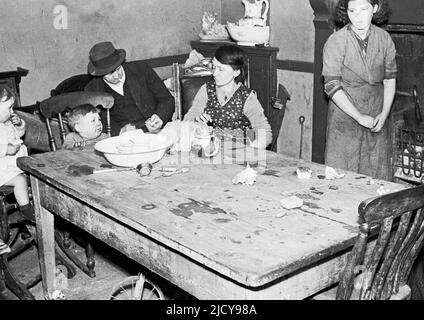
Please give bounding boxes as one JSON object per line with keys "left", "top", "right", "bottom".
{"left": 19, "top": 224, "right": 32, "bottom": 240}
{"left": 1, "top": 196, "right": 33, "bottom": 299}
{"left": 25, "top": 274, "right": 42, "bottom": 289}
{"left": 7, "top": 237, "right": 34, "bottom": 260}
{"left": 15, "top": 222, "right": 77, "bottom": 284}
{"left": 0, "top": 196, "right": 75, "bottom": 298}
{"left": 0, "top": 263, "right": 7, "bottom": 299}
{"left": 1, "top": 255, "right": 35, "bottom": 300}
{"left": 54, "top": 243, "right": 77, "bottom": 279}
{"left": 62, "top": 231, "right": 72, "bottom": 249}
{"left": 85, "top": 242, "right": 96, "bottom": 277}
{"left": 24, "top": 225, "right": 77, "bottom": 280}
{"left": 55, "top": 231, "right": 96, "bottom": 278}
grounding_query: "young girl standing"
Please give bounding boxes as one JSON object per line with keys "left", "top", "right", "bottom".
{"left": 322, "top": 0, "right": 396, "bottom": 180}
{"left": 0, "top": 85, "right": 34, "bottom": 224}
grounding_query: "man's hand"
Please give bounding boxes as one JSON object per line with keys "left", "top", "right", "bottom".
{"left": 73, "top": 141, "right": 86, "bottom": 148}
{"left": 119, "top": 124, "right": 137, "bottom": 135}
{"left": 194, "top": 113, "right": 212, "bottom": 125}
{"left": 6, "top": 143, "right": 20, "bottom": 155}
{"left": 10, "top": 113, "right": 22, "bottom": 127}
{"left": 145, "top": 114, "right": 163, "bottom": 133}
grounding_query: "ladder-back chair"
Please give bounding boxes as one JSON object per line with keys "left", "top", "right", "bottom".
{"left": 39, "top": 91, "right": 114, "bottom": 151}
{"left": 314, "top": 183, "right": 424, "bottom": 300}
{"left": 171, "top": 63, "right": 212, "bottom": 121}
{"left": 50, "top": 74, "right": 93, "bottom": 97}
{"left": 1, "top": 185, "right": 37, "bottom": 300}
{"left": 38, "top": 91, "right": 114, "bottom": 278}
{"left": 1, "top": 180, "right": 77, "bottom": 299}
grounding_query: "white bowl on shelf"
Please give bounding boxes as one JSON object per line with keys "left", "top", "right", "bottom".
{"left": 226, "top": 25, "right": 270, "bottom": 46}
{"left": 94, "top": 131, "right": 173, "bottom": 167}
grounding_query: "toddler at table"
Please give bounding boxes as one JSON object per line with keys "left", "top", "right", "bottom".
{"left": 0, "top": 85, "right": 34, "bottom": 222}
{"left": 62, "top": 103, "right": 109, "bottom": 149}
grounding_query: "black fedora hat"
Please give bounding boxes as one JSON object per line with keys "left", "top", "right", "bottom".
{"left": 87, "top": 41, "right": 126, "bottom": 76}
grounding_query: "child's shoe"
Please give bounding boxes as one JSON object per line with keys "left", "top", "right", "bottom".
{"left": 20, "top": 203, "right": 35, "bottom": 222}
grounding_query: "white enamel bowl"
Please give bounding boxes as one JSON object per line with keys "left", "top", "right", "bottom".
{"left": 94, "top": 132, "right": 173, "bottom": 167}
{"left": 226, "top": 25, "right": 270, "bottom": 46}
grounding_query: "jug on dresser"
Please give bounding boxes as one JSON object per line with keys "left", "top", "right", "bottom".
{"left": 241, "top": 0, "right": 269, "bottom": 27}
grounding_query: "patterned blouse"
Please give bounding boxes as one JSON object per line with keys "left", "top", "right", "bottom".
{"left": 184, "top": 81, "right": 273, "bottom": 147}
{"left": 203, "top": 81, "right": 252, "bottom": 131}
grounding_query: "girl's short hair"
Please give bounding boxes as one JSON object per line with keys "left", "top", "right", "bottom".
{"left": 214, "top": 45, "right": 248, "bottom": 84}
{"left": 334, "top": 0, "right": 391, "bottom": 29}
{"left": 67, "top": 104, "right": 98, "bottom": 131}
{"left": 0, "top": 84, "right": 16, "bottom": 103}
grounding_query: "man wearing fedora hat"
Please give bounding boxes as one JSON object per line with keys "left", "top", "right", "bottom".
{"left": 84, "top": 41, "right": 174, "bottom": 136}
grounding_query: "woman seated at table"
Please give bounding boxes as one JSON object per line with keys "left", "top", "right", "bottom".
{"left": 183, "top": 45, "right": 272, "bottom": 149}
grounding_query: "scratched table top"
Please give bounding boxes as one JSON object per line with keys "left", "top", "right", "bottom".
{"left": 18, "top": 144, "right": 404, "bottom": 288}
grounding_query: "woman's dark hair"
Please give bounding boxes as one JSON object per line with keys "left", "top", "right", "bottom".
{"left": 214, "top": 45, "right": 248, "bottom": 84}
{"left": 0, "top": 84, "right": 16, "bottom": 103}
{"left": 333, "top": 0, "right": 391, "bottom": 29}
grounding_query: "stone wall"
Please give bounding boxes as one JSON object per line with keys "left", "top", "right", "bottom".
{"left": 1, "top": 0, "right": 315, "bottom": 159}
{"left": 270, "top": 0, "right": 314, "bottom": 160}
{"left": 0, "top": 0, "right": 221, "bottom": 105}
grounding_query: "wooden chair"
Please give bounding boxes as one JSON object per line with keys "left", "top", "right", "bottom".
{"left": 39, "top": 91, "right": 114, "bottom": 151}
{"left": 171, "top": 63, "right": 212, "bottom": 121}
{"left": 1, "top": 184, "right": 77, "bottom": 299}
{"left": 0, "top": 73, "right": 79, "bottom": 299}
{"left": 313, "top": 183, "right": 424, "bottom": 300}
{"left": 38, "top": 91, "right": 114, "bottom": 278}
{"left": 0, "top": 186, "right": 36, "bottom": 299}
{"left": 50, "top": 74, "right": 93, "bottom": 97}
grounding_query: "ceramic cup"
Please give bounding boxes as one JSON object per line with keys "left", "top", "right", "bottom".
{"left": 192, "top": 132, "right": 220, "bottom": 157}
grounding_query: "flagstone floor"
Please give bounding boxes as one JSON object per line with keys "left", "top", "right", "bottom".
{"left": 2, "top": 218, "right": 194, "bottom": 300}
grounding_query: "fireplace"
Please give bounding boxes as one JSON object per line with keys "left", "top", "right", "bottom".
{"left": 389, "top": 24, "right": 424, "bottom": 183}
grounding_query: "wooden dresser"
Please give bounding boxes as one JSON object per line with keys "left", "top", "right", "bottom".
{"left": 190, "top": 40, "right": 279, "bottom": 120}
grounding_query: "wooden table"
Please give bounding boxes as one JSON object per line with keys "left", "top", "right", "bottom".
{"left": 17, "top": 143, "right": 404, "bottom": 299}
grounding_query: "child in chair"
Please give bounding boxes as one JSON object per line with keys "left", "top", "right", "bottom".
{"left": 62, "top": 104, "right": 109, "bottom": 149}
{"left": 0, "top": 85, "right": 34, "bottom": 223}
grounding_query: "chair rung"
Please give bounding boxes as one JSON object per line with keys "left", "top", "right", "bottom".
{"left": 7, "top": 239, "right": 34, "bottom": 260}
{"left": 26, "top": 274, "right": 42, "bottom": 289}
{"left": 5, "top": 203, "right": 19, "bottom": 213}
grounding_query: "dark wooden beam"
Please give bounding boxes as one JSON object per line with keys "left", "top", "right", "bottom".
{"left": 276, "top": 60, "right": 314, "bottom": 74}
{"left": 144, "top": 54, "right": 189, "bottom": 68}
{"left": 386, "top": 24, "right": 424, "bottom": 34}
{"left": 309, "top": 0, "right": 334, "bottom": 164}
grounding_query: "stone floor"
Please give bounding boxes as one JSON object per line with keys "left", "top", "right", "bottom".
{"left": 2, "top": 215, "right": 194, "bottom": 300}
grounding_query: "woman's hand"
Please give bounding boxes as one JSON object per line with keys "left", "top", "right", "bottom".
{"left": 371, "top": 112, "right": 388, "bottom": 133}
{"left": 356, "top": 114, "right": 375, "bottom": 129}
{"left": 10, "top": 113, "right": 22, "bottom": 127}
{"left": 145, "top": 114, "right": 163, "bottom": 133}
{"left": 6, "top": 143, "right": 20, "bottom": 155}
{"left": 195, "top": 113, "right": 212, "bottom": 125}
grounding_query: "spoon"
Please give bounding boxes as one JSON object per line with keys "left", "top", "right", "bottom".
{"left": 93, "top": 163, "right": 152, "bottom": 176}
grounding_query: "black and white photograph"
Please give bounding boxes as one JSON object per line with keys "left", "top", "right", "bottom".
{"left": 0, "top": 0, "right": 424, "bottom": 307}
